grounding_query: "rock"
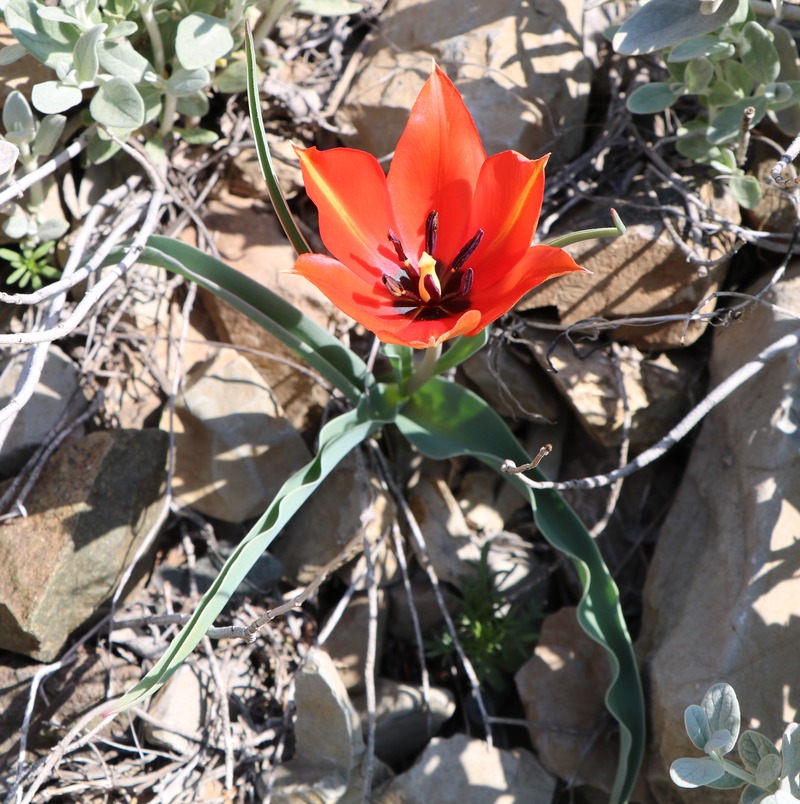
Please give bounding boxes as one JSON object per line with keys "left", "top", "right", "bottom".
{"left": 142, "top": 664, "right": 206, "bottom": 755}
{"left": 514, "top": 607, "right": 617, "bottom": 793}
{"left": 387, "top": 568, "right": 453, "bottom": 640}
{"left": 457, "top": 468, "right": 526, "bottom": 534}
{"left": 0, "top": 345, "right": 88, "bottom": 475}
{"left": 321, "top": 591, "right": 388, "bottom": 694}
{"left": 226, "top": 139, "right": 302, "bottom": 200}
{"left": 407, "top": 477, "right": 535, "bottom": 595}
{"left": 0, "top": 645, "right": 138, "bottom": 774}
{"left": 336, "top": 0, "right": 591, "bottom": 163}
{"left": 460, "top": 345, "right": 562, "bottom": 424}
{"left": 161, "top": 347, "right": 311, "bottom": 523}
{"left": 351, "top": 678, "right": 456, "bottom": 766}
{"left": 272, "top": 457, "right": 398, "bottom": 588}
{"left": 373, "top": 733, "right": 557, "bottom": 803}
{"left": 0, "top": 429, "right": 167, "bottom": 661}
{"left": 638, "top": 268, "right": 800, "bottom": 802}
{"left": 184, "top": 187, "right": 345, "bottom": 431}
{"left": 407, "top": 477, "right": 482, "bottom": 588}
{"left": 742, "top": 142, "right": 798, "bottom": 234}
{"left": 269, "top": 647, "right": 365, "bottom": 802}
{"left": 526, "top": 335, "right": 695, "bottom": 448}
{"left": 518, "top": 185, "right": 740, "bottom": 349}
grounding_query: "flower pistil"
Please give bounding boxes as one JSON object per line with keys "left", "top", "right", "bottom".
{"left": 383, "top": 209, "right": 484, "bottom": 320}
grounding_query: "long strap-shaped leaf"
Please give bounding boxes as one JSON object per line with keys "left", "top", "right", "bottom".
{"left": 395, "top": 377, "right": 644, "bottom": 803}
{"left": 132, "top": 237, "right": 370, "bottom": 404}
{"left": 106, "top": 406, "right": 390, "bottom": 714}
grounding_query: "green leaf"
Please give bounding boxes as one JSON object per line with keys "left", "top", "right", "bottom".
{"left": 0, "top": 43, "right": 28, "bottom": 66}
{"left": 214, "top": 59, "right": 248, "bottom": 94}
{"left": 105, "top": 404, "right": 392, "bottom": 713}
{"left": 2, "top": 90, "right": 35, "bottom": 138}
{"left": 685, "top": 58, "right": 714, "bottom": 94}
{"left": 676, "top": 130, "right": 722, "bottom": 163}
{"left": 4, "top": 0, "right": 78, "bottom": 67}
{"left": 31, "top": 114, "right": 66, "bottom": 157}
{"left": 395, "top": 377, "right": 644, "bottom": 804}
{"left": 30, "top": 81, "right": 83, "bottom": 115}
{"left": 708, "top": 97, "right": 767, "bottom": 145}
{"left": 668, "top": 35, "right": 735, "bottom": 63}
{"left": 706, "top": 80, "right": 743, "bottom": 107}
{"left": 702, "top": 683, "right": 741, "bottom": 755}
{"left": 670, "top": 757, "right": 726, "bottom": 787}
{"left": 613, "top": 0, "right": 740, "bottom": 55}
{"left": 245, "top": 22, "right": 310, "bottom": 257}
{"left": 98, "top": 40, "right": 153, "bottom": 83}
{"left": 129, "top": 236, "right": 370, "bottom": 403}
{"left": 739, "top": 730, "right": 781, "bottom": 774}
{"left": 740, "top": 21, "right": 780, "bottom": 86}
{"left": 782, "top": 723, "right": 800, "bottom": 799}
{"left": 755, "top": 754, "right": 782, "bottom": 789}
{"left": 626, "top": 82, "right": 682, "bottom": 114}
{"left": 175, "top": 13, "right": 234, "bottom": 70}
{"left": 685, "top": 704, "right": 712, "bottom": 750}
{"left": 725, "top": 60, "right": 755, "bottom": 96}
{"left": 174, "top": 126, "right": 218, "bottom": 145}
{"left": 740, "top": 784, "right": 768, "bottom": 804}
{"left": 176, "top": 91, "right": 210, "bottom": 117}
{"left": 0, "top": 141, "right": 20, "bottom": 174}
{"left": 434, "top": 329, "right": 490, "bottom": 375}
{"left": 729, "top": 175, "right": 763, "bottom": 209}
{"left": 73, "top": 24, "right": 105, "bottom": 84}
{"left": 90, "top": 76, "right": 145, "bottom": 128}
{"left": 167, "top": 67, "right": 211, "bottom": 96}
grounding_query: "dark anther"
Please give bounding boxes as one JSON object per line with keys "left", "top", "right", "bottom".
{"left": 388, "top": 230, "right": 407, "bottom": 263}
{"left": 459, "top": 267, "right": 474, "bottom": 296}
{"left": 383, "top": 274, "right": 405, "bottom": 296}
{"left": 451, "top": 228, "right": 484, "bottom": 272}
{"left": 425, "top": 210, "right": 439, "bottom": 256}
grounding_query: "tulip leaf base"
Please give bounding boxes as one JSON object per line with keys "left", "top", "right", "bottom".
{"left": 109, "top": 240, "right": 645, "bottom": 803}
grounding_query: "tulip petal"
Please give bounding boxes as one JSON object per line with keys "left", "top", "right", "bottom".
{"left": 387, "top": 66, "right": 486, "bottom": 266}
{"left": 296, "top": 146, "right": 399, "bottom": 283}
{"left": 467, "top": 151, "right": 548, "bottom": 288}
{"left": 468, "top": 245, "right": 587, "bottom": 326}
{"left": 296, "top": 253, "right": 482, "bottom": 348}
{"left": 376, "top": 309, "right": 482, "bottom": 349}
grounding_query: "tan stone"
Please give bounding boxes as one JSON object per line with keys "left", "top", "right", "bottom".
{"left": 515, "top": 607, "right": 617, "bottom": 792}
{"left": 518, "top": 185, "right": 740, "bottom": 349}
{"left": 161, "top": 348, "right": 311, "bottom": 522}
{"left": 639, "top": 268, "right": 800, "bottom": 802}
{"left": 336, "top": 0, "right": 591, "bottom": 163}
{"left": 0, "top": 430, "right": 167, "bottom": 660}
{"left": 525, "top": 335, "right": 696, "bottom": 448}
{"left": 182, "top": 188, "right": 347, "bottom": 431}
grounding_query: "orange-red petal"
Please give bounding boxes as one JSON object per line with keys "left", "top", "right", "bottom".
{"left": 468, "top": 245, "right": 587, "bottom": 326}
{"left": 295, "top": 146, "right": 398, "bottom": 283}
{"left": 387, "top": 66, "right": 486, "bottom": 265}
{"left": 294, "top": 253, "right": 481, "bottom": 348}
{"left": 467, "top": 151, "right": 548, "bottom": 289}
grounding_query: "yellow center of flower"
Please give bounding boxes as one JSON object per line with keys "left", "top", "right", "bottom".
{"left": 417, "top": 252, "right": 440, "bottom": 303}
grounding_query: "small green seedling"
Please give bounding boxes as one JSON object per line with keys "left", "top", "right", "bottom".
{"left": 0, "top": 241, "right": 60, "bottom": 289}
{"left": 671, "top": 683, "right": 800, "bottom": 802}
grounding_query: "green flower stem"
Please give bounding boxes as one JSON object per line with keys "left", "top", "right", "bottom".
{"left": 546, "top": 209, "right": 626, "bottom": 249}
{"left": 717, "top": 756, "right": 759, "bottom": 787}
{"left": 137, "top": 0, "right": 165, "bottom": 76}
{"left": 406, "top": 344, "right": 442, "bottom": 395}
{"left": 17, "top": 142, "right": 44, "bottom": 218}
{"left": 158, "top": 93, "right": 178, "bottom": 137}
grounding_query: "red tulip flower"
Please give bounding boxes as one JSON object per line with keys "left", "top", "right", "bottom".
{"left": 293, "top": 65, "right": 585, "bottom": 349}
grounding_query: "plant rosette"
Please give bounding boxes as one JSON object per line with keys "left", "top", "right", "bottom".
{"left": 105, "top": 40, "right": 644, "bottom": 804}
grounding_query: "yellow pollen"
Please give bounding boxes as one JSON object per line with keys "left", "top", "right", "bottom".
{"left": 417, "top": 252, "right": 439, "bottom": 303}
